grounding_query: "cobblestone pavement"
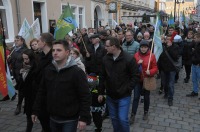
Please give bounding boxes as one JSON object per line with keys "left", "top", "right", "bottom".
{"left": 1, "top": 70, "right": 200, "bottom": 132}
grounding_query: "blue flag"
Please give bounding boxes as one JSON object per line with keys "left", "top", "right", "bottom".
{"left": 153, "top": 13, "right": 163, "bottom": 62}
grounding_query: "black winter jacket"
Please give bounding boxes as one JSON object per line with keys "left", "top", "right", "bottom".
{"left": 182, "top": 39, "right": 195, "bottom": 65}
{"left": 85, "top": 43, "right": 107, "bottom": 75}
{"left": 99, "top": 50, "right": 140, "bottom": 99}
{"left": 159, "top": 44, "right": 179, "bottom": 72}
{"left": 33, "top": 60, "right": 91, "bottom": 124}
{"left": 9, "top": 46, "right": 27, "bottom": 82}
{"left": 192, "top": 42, "right": 200, "bottom": 65}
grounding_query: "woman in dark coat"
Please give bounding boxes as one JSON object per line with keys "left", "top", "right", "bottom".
{"left": 19, "top": 49, "right": 38, "bottom": 132}
{"left": 182, "top": 31, "right": 195, "bottom": 83}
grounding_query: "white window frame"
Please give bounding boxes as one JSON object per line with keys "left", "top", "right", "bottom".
{"left": 32, "top": 0, "right": 48, "bottom": 32}
{"left": 1, "top": 0, "right": 14, "bottom": 43}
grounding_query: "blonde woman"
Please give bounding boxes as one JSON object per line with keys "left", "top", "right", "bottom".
{"left": 70, "top": 48, "right": 85, "bottom": 72}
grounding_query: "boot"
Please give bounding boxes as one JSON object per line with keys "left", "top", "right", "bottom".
{"left": 143, "top": 111, "right": 148, "bottom": 120}
{"left": 184, "top": 77, "right": 189, "bottom": 83}
{"left": 14, "top": 105, "right": 21, "bottom": 115}
{"left": 129, "top": 113, "right": 135, "bottom": 125}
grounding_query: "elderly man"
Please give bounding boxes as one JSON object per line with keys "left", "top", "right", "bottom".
{"left": 122, "top": 30, "right": 140, "bottom": 56}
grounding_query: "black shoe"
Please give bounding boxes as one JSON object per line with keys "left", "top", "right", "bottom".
{"left": 11, "top": 93, "right": 17, "bottom": 101}
{"left": 168, "top": 100, "right": 173, "bottom": 106}
{"left": 186, "top": 91, "right": 198, "bottom": 97}
{"left": 0, "top": 95, "right": 10, "bottom": 101}
{"left": 129, "top": 113, "right": 135, "bottom": 125}
{"left": 14, "top": 105, "right": 21, "bottom": 115}
{"left": 164, "top": 94, "right": 168, "bottom": 99}
{"left": 102, "top": 112, "right": 109, "bottom": 120}
{"left": 184, "top": 78, "right": 189, "bottom": 83}
{"left": 143, "top": 112, "right": 148, "bottom": 120}
{"left": 95, "top": 128, "right": 102, "bottom": 132}
{"left": 140, "top": 98, "right": 144, "bottom": 103}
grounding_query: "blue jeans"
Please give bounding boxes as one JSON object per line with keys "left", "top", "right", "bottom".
{"left": 192, "top": 65, "right": 200, "bottom": 93}
{"left": 161, "top": 71, "right": 176, "bottom": 100}
{"left": 50, "top": 118, "right": 78, "bottom": 132}
{"left": 106, "top": 96, "right": 131, "bottom": 132}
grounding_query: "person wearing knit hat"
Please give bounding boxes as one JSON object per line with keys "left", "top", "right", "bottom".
{"left": 130, "top": 39, "right": 158, "bottom": 124}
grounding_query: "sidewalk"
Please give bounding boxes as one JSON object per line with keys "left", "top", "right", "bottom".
{"left": 0, "top": 70, "right": 200, "bottom": 132}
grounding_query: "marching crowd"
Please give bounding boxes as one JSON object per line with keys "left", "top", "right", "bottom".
{"left": 2, "top": 20, "right": 200, "bottom": 132}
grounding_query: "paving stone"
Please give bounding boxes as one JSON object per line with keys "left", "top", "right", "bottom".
{"left": 165, "top": 127, "right": 178, "bottom": 132}
{"left": 158, "top": 121, "right": 170, "bottom": 127}
{"left": 140, "top": 123, "right": 152, "bottom": 129}
{"left": 181, "top": 124, "right": 193, "bottom": 131}
{"left": 165, "top": 118, "right": 176, "bottom": 123}
{"left": 177, "top": 120, "right": 189, "bottom": 125}
{"left": 170, "top": 123, "right": 182, "bottom": 129}
{"left": 151, "top": 125, "right": 165, "bottom": 131}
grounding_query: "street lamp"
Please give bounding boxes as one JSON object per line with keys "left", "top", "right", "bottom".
{"left": 174, "top": 0, "right": 184, "bottom": 21}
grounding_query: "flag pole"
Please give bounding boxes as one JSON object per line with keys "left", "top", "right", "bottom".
{"left": 147, "top": 15, "right": 158, "bottom": 70}
{"left": 77, "top": 28, "right": 88, "bottom": 53}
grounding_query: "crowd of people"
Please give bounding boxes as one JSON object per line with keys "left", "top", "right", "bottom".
{"left": 2, "top": 20, "right": 200, "bottom": 132}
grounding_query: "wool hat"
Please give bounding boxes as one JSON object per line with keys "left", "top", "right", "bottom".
{"left": 140, "top": 40, "right": 149, "bottom": 47}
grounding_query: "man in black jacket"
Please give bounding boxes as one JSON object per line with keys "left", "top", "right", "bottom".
{"left": 9, "top": 35, "right": 27, "bottom": 115}
{"left": 85, "top": 34, "right": 107, "bottom": 75}
{"left": 186, "top": 33, "right": 200, "bottom": 98}
{"left": 98, "top": 37, "right": 139, "bottom": 132}
{"left": 159, "top": 35, "right": 179, "bottom": 106}
{"left": 32, "top": 39, "right": 91, "bottom": 132}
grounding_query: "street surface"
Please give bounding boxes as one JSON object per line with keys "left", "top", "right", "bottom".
{"left": 0, "top": 69, "right": 200, "bottom": 132}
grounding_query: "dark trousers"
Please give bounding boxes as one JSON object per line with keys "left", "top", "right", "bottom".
{"left": 17, "top": 88, "right": 24, "bottom": 106}
{"left": 175, "top": 72, "right": 179, "bottom": 81}
{"left": 184, "top": 64, "right": 191, "bottom": 79}
{"left": 26, "top": 114, "right": 33, "bottom": 132}
{"left": 131, "top": 83, "right": 150, "bottom": 114}
{"left": 38, "top": 114, "right": 51, "bottom": 132}
{"left": 92, "top": 112, "right": 102, "bottom": 129}
{"left": 50, "top": 119, "right": 78, "bottom": 132}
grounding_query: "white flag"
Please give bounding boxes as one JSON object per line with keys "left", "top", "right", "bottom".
{"left": 112, "top": 19, "right": 118, "bottom": 28}
{"left": 30, "top": 18, "right": 41, "bottom": 38}
{"left": 18, "top": 18, "right": 30, "bottom": 37}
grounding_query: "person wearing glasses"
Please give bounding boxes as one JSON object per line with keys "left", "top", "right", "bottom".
{"left": 98, "top": 37, "right": 140, "bottom": 132}
{"left": 8, "top": 35, "right": 27, "bottom": 115}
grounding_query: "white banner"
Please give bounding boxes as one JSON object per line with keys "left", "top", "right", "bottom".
{"left": 18, "top": 18, "right": 30, "bottom": 37}
{"left": 30, "top": 18, "right": 41, "bottom": 39}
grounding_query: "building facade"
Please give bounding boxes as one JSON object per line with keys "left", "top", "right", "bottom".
{"left": 1, "top": 0, "right": 155, "bottom": 44}
{"left": 1, "top": 0, "right": 92, "bottom": 43}
{"left": 165, "top": 0, "right": 195, "bottom": 19}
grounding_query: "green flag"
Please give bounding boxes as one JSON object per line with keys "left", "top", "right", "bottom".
{"left": 54, "top": 3, "right": 78, "bottom": 40}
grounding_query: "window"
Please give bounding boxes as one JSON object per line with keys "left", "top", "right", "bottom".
{"left": 79, "top": 7, "right": 83, "bottom": 28}
{"left": 0, "top": 1, "right": 8, "bottom": 39}
{"left": 61, "top": 4, "right": 85, "bottom": 29}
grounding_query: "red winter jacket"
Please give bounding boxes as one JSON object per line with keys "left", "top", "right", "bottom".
{"left": 134, "top": 50, "right": 158, "bottom": 81}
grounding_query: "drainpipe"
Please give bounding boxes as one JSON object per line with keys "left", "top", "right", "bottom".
{"left": 16, "top": 0, "right": 21, "bottom": 31}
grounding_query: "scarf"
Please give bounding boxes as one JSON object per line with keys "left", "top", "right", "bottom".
{"left": 20, "top": 63, "right": 31, "bottom": 81}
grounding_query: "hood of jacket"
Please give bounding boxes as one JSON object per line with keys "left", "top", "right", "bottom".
{"left": 52, "top": 56, "right": 77, "bottom": 72}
